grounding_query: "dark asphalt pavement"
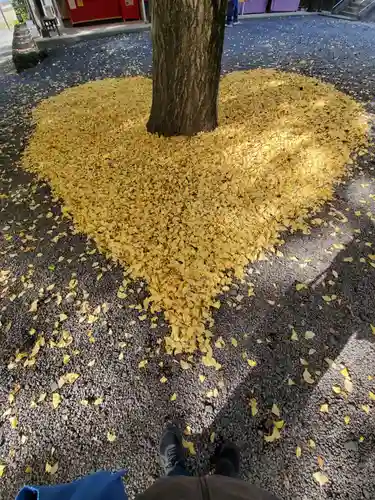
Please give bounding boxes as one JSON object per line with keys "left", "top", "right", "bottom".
{"left": 1, "top": 15, "right": 375, "bottom": 500}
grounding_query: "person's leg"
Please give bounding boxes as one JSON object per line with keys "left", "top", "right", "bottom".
{"left": 226, "top": 0, "right": 234, "bottom": 25}
{"left": 160, "top": 423, "right": 190, "bottom": 477}
{"left": 233, "top": 0, "right": 239, "bottom": 23}
{"left": 214, "top": 442, "right": 240, "bottom": 478}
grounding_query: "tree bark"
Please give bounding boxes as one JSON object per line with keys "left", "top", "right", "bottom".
{"left": 147, "top": 0, "right": 227, "bottom": 137}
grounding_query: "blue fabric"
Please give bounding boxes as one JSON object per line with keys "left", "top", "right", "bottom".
{"left": 16, "top": 470, "right": 127, "bottom": 500}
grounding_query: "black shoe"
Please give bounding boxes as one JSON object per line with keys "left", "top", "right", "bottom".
{"left": 160, "top": 423, "right": 186, "bottom": 476}
{"left": 214, "top": 442, "right": 240, "bottom": 477}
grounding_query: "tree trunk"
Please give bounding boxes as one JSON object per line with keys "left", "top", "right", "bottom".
{"left": 147, "top": 0, "right": 227, "bottom": 137}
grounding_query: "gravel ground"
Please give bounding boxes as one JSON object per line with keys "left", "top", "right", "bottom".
{"left": 1, "top": 15, "right": 375, "bottom": 500}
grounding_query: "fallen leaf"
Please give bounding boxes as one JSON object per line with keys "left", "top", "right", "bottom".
{"left": 332, "top": 385, "right": 341, "bottom": 394}
{"left": 199, "top": 374, "right": 206, "bottom": 383}
{"left": 296, "top": 446, "right": 302, "bottom": 458}
{"left": 0, "top": 464, "right": 5, "bottom": 478}
{"left": 37, "top": 393, "right": 47, "bottom": 403}
{"left": 308, "top": 439, "right": 316, "bottom": 449}
{"left": 344, "top": 379, "right": 353, "bottom": 393}
{"left": 344, "top": 415, "right": 350, "bottom": 425}
{"left": 45, "top": 462, "right": 58, "bottom": 475}
{"left": 182, "top": 438, "right": 196, "bottom": 455}
{"left": 361, "top": 404, "right": 370, "bottom": 414}
{"left": 317, "top": 456, "right": 324, "bottom": 468}
{"left": 93, "top": 397, "right": 103, "bottom": 406}
{"left": 215, "top": 337, "right": 225, "bottom": 349}
{"left": 29, "top": 300, "right": 38, "bottom": 312}
{"left": 25, "top": 465, "right": 32, "bottom": 474}
{"left": 290, "top": 329, "right": 299, "bottom": 341}
{"left": 249, "top": 398, "right": 258, "bottom": 417}
{"left": 370, "top": 324, "right": 375, "bottom": 335}
{"left": 369, "top": 391, "right": 375, "bottom": 401}
{"left": 52, "top": 393, "right": 61, "bottom": 409}
{"left": 341, "top": 367, "right": 350, "bottom": 378}
{"left": 264, "top": 425, "right": 281, "bottom": 443}
{"left": 303, "top": 369, "right": 314, "bottom": 384}
{"left": 296, "top": 283, "right": 307, "bottom": 291}
{"left": 107, "top": 431, "right": 116, "bottom": 442}
{"left": 170, "top": 393, "right": 177, "bottom": 402}
{"left": 274, "top": 420, "right": 284, "bottom": 429}
{"left": 160, "top": 376, "right": 167, "bottom": 383}
{"left": 138, "top": 360, "right": 148, "bottom": 369}
{"left": 180, "top": 360, "right": 191, "bottom": 370}
{"left": 231, "top": 338, "right": 238, "bottom": 347}
{"left": 271, "top": 404, "right": 280, "bottom": 417}
{"left": 247, "top": 359, "right": 257, "bottom": 367}
{"left": 320, "top": 403, "right": 329, "bottom": 413}
{"left": 210, "top": 432, "right": 216, "bottom": 443}
{"left": 9, "top": 416, "right": 18, "bottom": 429}
{"left": 304, "top": 331, "right": 315, "bottom": 340}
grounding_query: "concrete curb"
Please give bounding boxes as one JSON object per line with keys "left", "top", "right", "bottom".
{"left": 35, "top": 11, "right": 317, "bottom": 50}
{"left": 35, "top": 23, "right": 150, "bottom": 50}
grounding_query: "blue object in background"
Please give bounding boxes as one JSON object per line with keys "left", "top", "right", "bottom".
{"left": 16, "top": 470, "right": 127, "bottom": 500}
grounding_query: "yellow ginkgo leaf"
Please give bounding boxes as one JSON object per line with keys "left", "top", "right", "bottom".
{"left": 231, "top": 338, "right": 238, "bottom": 347}
{"left": 210, "top": 432, "right": 216, "bottom": 443}
{"left": 160, "top": 376, "right": 167, "bottom": 383}
{"left": 271, "top": 404, "right": 280, "bottom": 417}
{"left": 274, "top": 420, "right": 284, "bottom": 430}
{"left": 313, "top": 471, "right": 329, "bottom": 486}
{"left": 264, "top": 425, "right": 281, "bottom": 443}
{"left": 344, "top": 378, "right": 353, "bottom": 393}
{"left": 107, "top": 431, "right": 116, "bottom": 442}
{"left": 290, "top": 329, "right": 299, "bottom": 341}
{"left": 29, "top": 300, "right": 38, "bottom": 312}
{"left": 308, "top": 439, "right": 316, "bottom": 449}
{"left": 296, "top": 283, "right": 307, "bottom": 291}
{"left": 361, "top": 404, "right": 370, "bottom": 414}
{"left": 247, "top": 359, "right": 257, "bottom": 368}
{"left": 45, "top": 462, "right": 58, "bottom": 475}
{"left": 170, "top": 393, "right": 177, "bottom": 402}
{"left": 296, "top": 446, "right": 302, "bottom": 458}
{"left": 344, "top": 415, "right": 350, "bottom": 425}
{"left": 199, "top": 374, "right": 206, "bottom": 383}
{"left": 9, "top": 416, "right": 18, "bottom": 429}
{"left": 332, "top": 385, "right": 341, "bottom": 394}
{"left": 37, "top": 393, "right": 47, "bottom": 403}
{"left": 320, "top": 403, "right": 329, "bottom": 413}
{"left": 25, "top": 465, "right": 32, "bottom": 474}
{"left": 65, "top": 373, "right": 80, "bottom": 384}
{"left": 180, "top": 360, "right": 191, "bottom": 370}
{"left": 138, "top": 360, "right": 148, "bottom": 369}
{"left": 182, "top": 438, "right": 196, "bottom": 455}
{"left": 304, "top": 331, "right": 315, "bottom": 340}
{"left": 0, "top": 464, "right": 6, "bottom": 477}
{"left": 214, "top": 337, "right": 225, "bottom": 349}
{"left": 93, "top": 397, "right": 103, "bottom": 406}
{"left": 369, "top": 391, "right": 375, "bottom": 401}
{"left": 249, "top": 398, "right": 258, "bottom": 417}
{"left": 340, "top": 367, "right": 350, "bottom": 379}
{"left": 370, "top": 324, "right": 375, "bottom": 335}
{"left": 303, "top": 369, "right": 314, "bottom": 384}
{"left": 52, "top": 393, "right": 61, "bottom": 409}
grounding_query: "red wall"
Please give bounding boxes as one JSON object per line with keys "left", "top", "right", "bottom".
{"left": 67, "top": 0, "right": 140, "bottom": 24}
